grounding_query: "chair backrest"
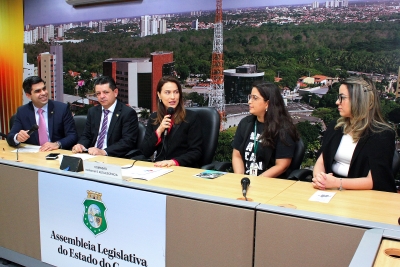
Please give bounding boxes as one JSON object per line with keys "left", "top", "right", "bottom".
{"left": 393, "top": 150, "right": 400, "bottom": 176}
{"left": 284, "top": 138, "right": 305, "bottom": 178}
{"left": 73, "top": 115, "right": 87, "bottom": 140}
{"left": 9, "top": 114, "right": 16, "bottom": 130}
{"left": 137, "top": 121, "right": 146, "bottom": 146}
{"left": 186, "top": 107, "right": 220, "bottom": 167}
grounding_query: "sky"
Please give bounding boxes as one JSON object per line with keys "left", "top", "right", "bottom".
{"left": 24, "top": 0, "right": 311, "bottom": 25}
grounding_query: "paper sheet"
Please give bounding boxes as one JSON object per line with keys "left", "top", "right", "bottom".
{"left": 309, "top": 190, "right": 336, "bottom": 203}
{"left": 121, "top": 165, "right": 173, "bottom": 181}
{"left": 11, "top": 144, "right": 40, "bottom": 153}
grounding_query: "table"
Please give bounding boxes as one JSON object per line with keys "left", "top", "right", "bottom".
{"left": 0, "top": 141, "right": 293, "bottom": 267}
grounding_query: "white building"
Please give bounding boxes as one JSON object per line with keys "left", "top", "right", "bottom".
{"left": 159, "top": 19, "right": 167, "bottom": 34}
{"left": 99, "top": 21, "right": 106, "bottom": 32}
{"left": 192, "top": 19, "right": 198, "bottom": 30}
{"left": 57, "top": 26, "right": 63, "bottom": 38}
{"left": 24, "top": 31, "right": 32, "bottom": 44}
{"left": 23, "top": 53, "right": 36, "bottom": 104}
{"left": 140, "top": 15, "right": 151, "bottom": 37}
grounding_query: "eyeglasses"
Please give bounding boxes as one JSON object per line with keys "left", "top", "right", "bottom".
{"left": 337, "top": 94, "right": 348, "bottom": 104}
{"left": 248, "top": 94, "right": 262, "bottom": 101}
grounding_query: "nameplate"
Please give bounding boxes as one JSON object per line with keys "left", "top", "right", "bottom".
{"left": 83, "top": 161, "right": 122, "bottom": 180}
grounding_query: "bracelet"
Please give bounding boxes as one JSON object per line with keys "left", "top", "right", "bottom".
{"left": 339, "top": 178, "right": 343, "bottom": 191}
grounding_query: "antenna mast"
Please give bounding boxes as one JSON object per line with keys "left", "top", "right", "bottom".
{"left": 208, "top": 0, "right": 225, "bottom": 129}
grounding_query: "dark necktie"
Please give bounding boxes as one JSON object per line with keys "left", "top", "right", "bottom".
{"left": 96, "top": 109, "right": 110, "bottom": 149}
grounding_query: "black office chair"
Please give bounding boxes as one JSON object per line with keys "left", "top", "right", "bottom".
{"left": 186, "top": 107, "right": 220, "bottom": 167}
{"left": 204, "top": 138, "right": 306, "bottom": 179}
{"left": 126, "top": 121, "right": 147, "bottom": 158}
{"left": 73, "top": 115, "right": 87, "bottom": 140}
{"left": 131, "top": 107, "right": 220, "bottom": 165}
{"left": 393, "top": 151, "right": 400, "bottom": 177}
{"left": 283, "top": 138, "right": 306, "bottom": 179}
{"left": 289, "top": 149, "right": 400, "bottom": 182}
{"left": 9, "top": 114, "right": 16, "bottom": 130}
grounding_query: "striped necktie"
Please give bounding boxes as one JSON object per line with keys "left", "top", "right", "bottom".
{"left": 96, "top": 109, "right": 110, "bottom": 149}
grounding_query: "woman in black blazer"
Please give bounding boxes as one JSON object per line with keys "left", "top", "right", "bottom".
{"left": 312, "top": 76, "right": 396, "bottom": 192}
{"left": 140, "top": 76, "right": 202, "bottom": 168}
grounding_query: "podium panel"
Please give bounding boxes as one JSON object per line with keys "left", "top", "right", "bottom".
{"left": 166, "top": 196, "right": 255, "bottom": 267}
{"left": 0, "top": 165, "right": 41, "bottom": 260}
{"left": 254, "top": 212, "right": 365, "bottom": 267}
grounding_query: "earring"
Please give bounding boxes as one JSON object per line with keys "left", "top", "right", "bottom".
{"left": 159, "top": 99, "right": 161, "bottom": 103}
{"left": 265, "top": 108, "right": 268, "bottom": 111}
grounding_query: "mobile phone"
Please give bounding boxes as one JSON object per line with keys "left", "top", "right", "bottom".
{"left": 46, "top": 153, "right": 60, "bottom": 160}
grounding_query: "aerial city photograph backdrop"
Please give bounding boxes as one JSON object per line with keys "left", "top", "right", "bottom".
{"left": 22, "top": 0, "right": 400, "bottom": 165}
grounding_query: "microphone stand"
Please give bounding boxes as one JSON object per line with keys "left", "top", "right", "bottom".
{"left": 16, "top": 145, "right": 22, "bottom": 162}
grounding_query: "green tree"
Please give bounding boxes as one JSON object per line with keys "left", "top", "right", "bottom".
{"left": 184, "top": 92, "right": 207, "bottom": 106}
{"left": 301, "top": 93, "right": 320, "bottom": 107}
{"left": 388, "top": 108, "right": 400, "bottom": 124}
{"left": 381, "top": 99, "right": 400, "bottom": 120}
{"left": 64, "top": 74, "right": 76, "bottom": 95}
{"left": 312, "top": 107, "right": 339, "bottom": 125}
{"left": 318, "top": 84, "right": 339, "bottom": 108}
{"left": 296, "top": 121, "right": 322, "bottom": 165}
{"left": 74, "top": 104, "right": 94, "bottom": 115}
{"left": 176, "top": 65, "right": 190, "bottom": 80}
{"left": 213, "top": 128, "right": 235, "bottom": 162}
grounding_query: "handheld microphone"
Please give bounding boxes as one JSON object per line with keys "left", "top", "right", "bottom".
{"left": 27, "top": 124, "right": 39, "bottom": 135}
{"left": 241, "top": 177, "right": 251, "bottom": 201}
{"left": 164, "top": 107, "right": 175, "bottom": 136}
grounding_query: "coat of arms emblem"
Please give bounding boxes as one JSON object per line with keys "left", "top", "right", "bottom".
{"left": 83, "top": 190, "right": 108, "bottom": 236}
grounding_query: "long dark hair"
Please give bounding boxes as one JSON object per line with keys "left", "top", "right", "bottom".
{"left": 154, "top": 76, "right": 186, "bottom": 125}
{"left": 254, "top": 81, "right": 299, "bottom": 148}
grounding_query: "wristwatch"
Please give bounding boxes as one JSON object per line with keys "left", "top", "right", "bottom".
{"left": 56, "top": 141, "right": 62, "bottom": 149}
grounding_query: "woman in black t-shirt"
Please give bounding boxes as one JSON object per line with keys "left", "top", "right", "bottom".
{"left": 232, "top": 82, "right": 299, "bottom": 178}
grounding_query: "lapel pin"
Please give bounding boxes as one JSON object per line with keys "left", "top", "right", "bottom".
{"left": 116, "top": 114, "right": 119, "bottom": 117}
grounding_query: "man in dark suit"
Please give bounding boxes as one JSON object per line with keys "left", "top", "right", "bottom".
{"left": 72, "top": 76, "right": 138, "bottom": 157}
{"left": 7, "top": 76, "right": 78, "bottom": 151}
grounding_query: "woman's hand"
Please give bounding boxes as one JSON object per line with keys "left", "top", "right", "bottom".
{"left": 156, "top": 115, "right": 172, "bottom": 136}
{"left": 312, "top": 172, "right": 338, "bottom": 190}
{"left": 154, "top": 160, "right": 176, "bottom": 167}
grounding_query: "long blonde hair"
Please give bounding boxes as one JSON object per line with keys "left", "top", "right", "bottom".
{"left": 335, "top": 76, "right": 393, "bottom": 142}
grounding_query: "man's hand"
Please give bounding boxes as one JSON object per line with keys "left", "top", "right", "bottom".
{"left": 87, "top": 147, "right": 107, "bottom": 156}
{"left": 72, "top": 144, "right": 87, "bottom": 153}
{"left": 39, "top": 142, "right": 60, "bottom": 152}
{"left": 16, "top": 130, "right": 30, "bottom": 143}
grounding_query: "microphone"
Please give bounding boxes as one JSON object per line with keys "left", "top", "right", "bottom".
{"left": 164, "top": 107, "right": 175, "bottom": 136}
{"left": 241, "top": 177, "right": 251, "bottom": 201}
{"left": 27, "top": 124, "right": 39, "bottom": 135}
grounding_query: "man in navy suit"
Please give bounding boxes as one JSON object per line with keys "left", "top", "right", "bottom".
{"left": 7, "top": 76, "right": 78, "bottom": 151}
{"left": 71, "top": 76, "right": 138, "bottom": 157}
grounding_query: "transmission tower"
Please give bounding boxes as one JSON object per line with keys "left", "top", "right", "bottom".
{"left": 208, "top": 0, "right": 226, "bottom": 129}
